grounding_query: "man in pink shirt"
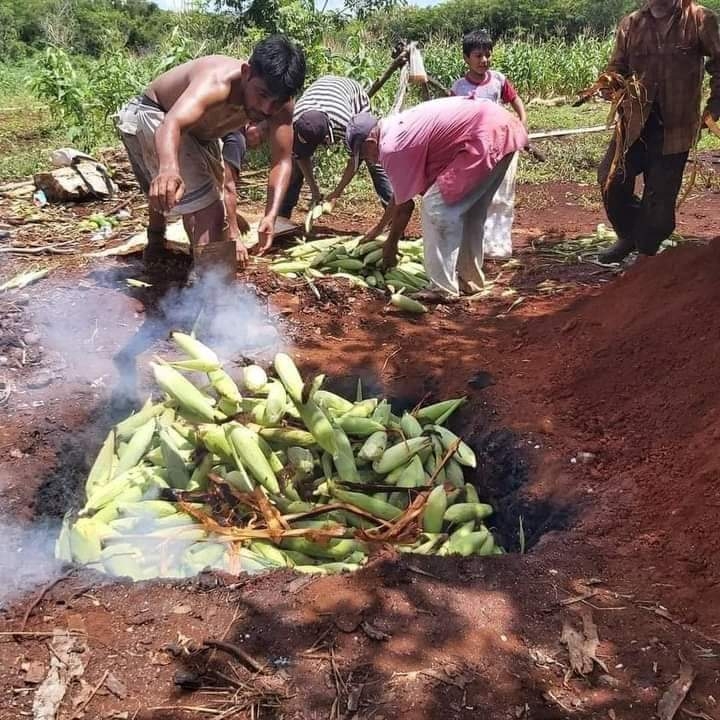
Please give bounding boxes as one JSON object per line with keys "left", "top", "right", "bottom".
{"left": 349, "top": 96, "right": 527, "bottom": 296}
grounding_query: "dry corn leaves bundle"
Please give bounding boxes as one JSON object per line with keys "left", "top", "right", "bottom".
{"left": 575, "top": 71, "right": 649, "bottom": 193}
{"left": 269, "top": 236, "right": 430, "bottom": 300}
{"left": 533, "top": 224, "right": 618, "bottom": 264}
{"left": 56, "top": 335, "right": 502, "bottom": 581}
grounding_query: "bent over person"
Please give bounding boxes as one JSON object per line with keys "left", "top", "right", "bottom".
{"left": 597, "top": 0, "right": 720, "bottom": 264}
{"left": 350, "top": 96, "right": 527, "bottom": 297}
{"left": 279, "top": 75, "right": 392, "bottom": 220}
{"left": 116, "top": 35, "right": 305, "bottom": 275}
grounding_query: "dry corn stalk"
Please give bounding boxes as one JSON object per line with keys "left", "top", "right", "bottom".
{"left": 575, "top": 72, "right": 648, "bottom": 192}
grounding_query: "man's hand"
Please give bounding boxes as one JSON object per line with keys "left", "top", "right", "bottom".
{"left": 256, "top": 215, "right": 275, "bottom": 254}
{"left": 382, "top": 242, "right": 398, "bottom": 269}
{"left": 703, "top": 111, "right": 720, "bottom": 136}
{"left": 310, "top": 189, "right": 323, "bottom": 207}
{"left": 149, "top": 171, "right": 184, "bottom": 213}
{"left": 233, "top": 236, "right": 250, "bottom": 269}
{"left": 362, "top": 225, "right": 382, "bottom": 243}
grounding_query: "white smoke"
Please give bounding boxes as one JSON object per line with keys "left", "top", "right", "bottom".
{"left": 0, "top": 518, "right": 64, "bottom": 609}
{"left": 7, "top": 265, "right": 285, "bottom": 592}
{"left": 157, "top": 269, "right": 284, "bottom": 363}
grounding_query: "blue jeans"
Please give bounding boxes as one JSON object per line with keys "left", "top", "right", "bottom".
{"left": 279, "top": 157, "right": 393, "bottom": 218}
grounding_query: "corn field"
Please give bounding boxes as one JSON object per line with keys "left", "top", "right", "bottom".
{"left": 22, "top": 26, "right": 614, "bottom": 152}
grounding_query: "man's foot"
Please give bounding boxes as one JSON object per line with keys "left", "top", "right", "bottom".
{"left": 598, "top": 236, "right": 635, "bottom": 264}
{"left": 412, "top": 289, "right": 459, "bottom": 304}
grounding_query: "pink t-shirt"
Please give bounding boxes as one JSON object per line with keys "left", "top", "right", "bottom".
{"left": 378, "top": 96, "right": 527, "bottom": 205}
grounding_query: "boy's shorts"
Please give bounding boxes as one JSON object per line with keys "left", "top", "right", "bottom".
{"left": 117, "top": 95, "right": 224, "bottom": 218}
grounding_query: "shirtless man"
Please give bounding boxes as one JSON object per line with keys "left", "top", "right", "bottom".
{"left": 116, "top": 35, "right": 305, "bottom": 274}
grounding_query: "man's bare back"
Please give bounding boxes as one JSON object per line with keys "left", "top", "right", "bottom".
{"left": 146, "top": 56, "right": 252, "bottom": 140}
{"left": 118, "top": 36, "right": 306, "bottom": 264}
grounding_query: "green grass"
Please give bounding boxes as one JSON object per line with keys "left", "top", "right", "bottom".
{"left": 519, "top": 101, "right": 720, "bottom": 185}
{"left": 2, "top": 56, "right": 718, "bottom": 194}
{"left": 520, "top": 103, "right": 609, "bottom": 184}
{"left": 0, "top": 98, "right": 65, "bottom": 182}
{"left": 0, "top": 61, "right": 65, "bottom": 182}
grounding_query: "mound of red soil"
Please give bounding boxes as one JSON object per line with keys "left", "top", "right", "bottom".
{"left": 526, "top": 239, "right": 720, "bottom": 626}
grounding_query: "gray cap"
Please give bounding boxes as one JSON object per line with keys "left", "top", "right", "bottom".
{"left": 345, "top": 112, "right": 379, "bottom": 168}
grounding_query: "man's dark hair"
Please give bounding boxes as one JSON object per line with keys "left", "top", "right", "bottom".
{"left": 249, "top": 34, "right": 306, "bottom": 102}
{"left": 462, "top": 29, "right": 494, "bottom": 56}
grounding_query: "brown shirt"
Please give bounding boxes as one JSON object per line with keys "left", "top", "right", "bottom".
{"left": 607, "top": 2, "right": 720, "bottom": 154}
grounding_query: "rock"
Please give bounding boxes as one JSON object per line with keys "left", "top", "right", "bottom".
{"left": 24, "top": 331, "right": 41, "bottom": 345}
{"left": 104, "top": 671, "right": 127, "bottom": 699}
{"left": 27, "top": 372, "right": 53, "bottom": 389}
{"left": 34, "top": 162, "right": 117, "bottom": 202}
{"left": 22, "top": 660, "right": 47, "bottom": 684}
{"left": 171, "top": 603, "right": 192, "bottom": 615}
{"left": 173, "top": 669, "right": 202, "bottom": 691}
{"left": 468, "top": 370, "right": 495, "bottom": 389}
{"left": 577, "top": 451, "right": 597, "bottom": 464}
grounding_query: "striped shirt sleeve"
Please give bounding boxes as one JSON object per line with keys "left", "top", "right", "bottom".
{"left": 294, "top": 75, "right": 370, "bottom": 146}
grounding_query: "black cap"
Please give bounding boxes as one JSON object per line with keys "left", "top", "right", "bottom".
{"left": 293, "top": 110, "right": 333, "bottom": 158}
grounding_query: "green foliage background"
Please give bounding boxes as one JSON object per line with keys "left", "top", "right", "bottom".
{"left": 1, "top": 0, "right": 718, "bottom": 186}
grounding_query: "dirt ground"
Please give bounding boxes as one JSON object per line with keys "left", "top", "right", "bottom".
{"left": 1, "top": 173, "right": 720, "bottom": 720}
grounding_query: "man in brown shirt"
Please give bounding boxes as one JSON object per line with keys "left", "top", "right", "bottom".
{"left": 116, "top": 35, "right": 305, "bottom": 276}
{"left": 597, "top": 0, "right": 720, "bottom": 263}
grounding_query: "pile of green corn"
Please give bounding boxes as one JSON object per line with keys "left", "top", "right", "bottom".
{"left": 270, "top": 236, "right": 430, "bottom": 295}
{"left": 56, "top": 334, "right": 501, "bottom": 581}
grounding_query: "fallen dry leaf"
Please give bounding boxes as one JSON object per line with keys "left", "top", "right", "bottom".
{"left": 561, "top": 608, "right": 608, "bottom": 677}
{"left": 420, "top": 663, "right": 474, "bottom": 690}
{"left": 171, "top": 604, "right": 192, "bottom": 615}
{"left": 104, "top": 672, "right": 127, "bottom": 700}
{"left": 32, "top": 631, "right": 88, "bottom": 720}
{"left": 361, "top": 621, "right": 391, "bottom": 641}
{"left": 22, "top": 661, "right": 47, "bottom": 685}
{"left": 658, "top": 657, "right": 696, "bottom": 720}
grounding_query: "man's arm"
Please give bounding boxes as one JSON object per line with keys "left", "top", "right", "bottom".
{"left": 605, "top": 16, "right": 630, "bottom": 80}
{"left": 151, "top": 78, "right": 231, "bottom": 212}
{"left": 223, "top": 163, "right": 240, "bottom": 240}
{"left": 326, "top": 157, "right": 359, "bottom": 206}
{"left": 364, "top": 196, "right": 415, "bottom": 267}
{"left": 700, "top": 9, "right": 720, "bottom": 120}
{"left": 258, "top": 105, "right": 294, "bottom": 253}
{"left": 223, "top": 163, "right": 250, "bottom": 267}
{"left": 382, "top": 200, "right": 414, "bottom": 268}
{"left": 296, "top": 156, "right": 322, "bottom": 205}
{"left": 510, "top": 96, "right": 527, "bottom": 128}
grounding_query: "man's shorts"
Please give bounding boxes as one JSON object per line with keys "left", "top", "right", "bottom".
{"left": 117, "top": 95, "right": 224, "bottom": 218}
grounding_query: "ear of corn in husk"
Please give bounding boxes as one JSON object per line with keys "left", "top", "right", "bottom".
{"left": 60, "top": 345, "right": 501, "bottom": 581}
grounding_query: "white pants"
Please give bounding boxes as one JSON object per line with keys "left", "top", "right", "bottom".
{"left": 421, "top": 153, "right": 513, "bottom": 296}
{"left": 484, "top": 152, "right": 518, "bottom": 259}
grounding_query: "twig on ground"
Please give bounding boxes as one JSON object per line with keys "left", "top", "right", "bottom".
{"left": 202, "top": 640, "right": 265, "bottom": 674}
{"left": 73, "top": 669, "right": 110, "bottom": 716}
{"left": 19, "top": 569, "right": 76, "bottom": 631}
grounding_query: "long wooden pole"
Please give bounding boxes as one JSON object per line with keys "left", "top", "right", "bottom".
{"left": 367, "top": 51, "right": 409, "bottom": 99}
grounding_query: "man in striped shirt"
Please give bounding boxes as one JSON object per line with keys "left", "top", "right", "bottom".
{"left": 279, "top": 75, "right": 392, "bottom": 219}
